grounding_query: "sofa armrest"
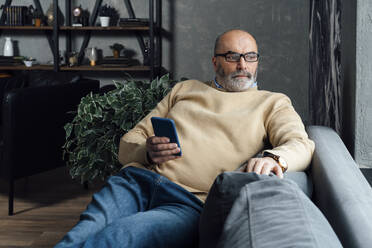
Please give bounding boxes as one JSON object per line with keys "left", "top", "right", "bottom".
{"left": 1, "top": 79, "right": 99, "bottom": 180}
{"left": 307, "top": 125, "right": 372, "bottom": 248}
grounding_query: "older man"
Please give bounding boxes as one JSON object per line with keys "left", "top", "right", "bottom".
{"left": 55, "top": 29, "right": 314, "bottom": 248}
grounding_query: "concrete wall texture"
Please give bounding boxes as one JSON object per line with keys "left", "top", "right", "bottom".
{"left": 164, "top": 0, "right": 310, "bottom": 123}
{"left": 355, "top": 0, "right": 372, "bottom": 167}
{"left": 0, "top": 0, "right": 310, "bottom": 123}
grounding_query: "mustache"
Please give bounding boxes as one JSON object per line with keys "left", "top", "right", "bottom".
{"left": 230, "top": 71, "right": 253, "bottom": 79}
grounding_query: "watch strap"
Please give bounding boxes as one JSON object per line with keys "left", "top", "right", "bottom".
{"left": 263, "top": 151, "right": 287, "bottom": 173}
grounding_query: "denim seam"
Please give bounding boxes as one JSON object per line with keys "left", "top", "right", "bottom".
{"left": 246, "top": 185, "right": 255, "bottom": 248}
{"left": 148, "top": 176, "right": 162, "bottom": 208}
{"left": 290, "top": 181, "right": 320, "bottom": 248}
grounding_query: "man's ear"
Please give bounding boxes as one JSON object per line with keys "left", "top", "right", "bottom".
{"left": 212, "top": 57, "right": 217, "bottom": 71}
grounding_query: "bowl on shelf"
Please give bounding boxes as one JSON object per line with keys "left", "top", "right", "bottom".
{"left": 23, "top": 60, "right": 33, "bottom": 67}
{"left": 23, "top": 57, "right": 36, "bottom": 67}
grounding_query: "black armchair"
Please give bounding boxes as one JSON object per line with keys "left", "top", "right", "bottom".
{"left": 0, "top": 78, "right": 100, "bottom": 215}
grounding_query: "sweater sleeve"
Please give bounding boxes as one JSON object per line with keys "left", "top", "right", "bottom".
{"left": 118, "top": 83, "right": 181, "bottom": 167}
{"left": 263, "top": 94, "right": 315, "bottom": 172}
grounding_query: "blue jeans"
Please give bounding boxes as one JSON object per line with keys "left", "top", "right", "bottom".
{"left": 55, "top": 166, "right": 203, "bottom": 248}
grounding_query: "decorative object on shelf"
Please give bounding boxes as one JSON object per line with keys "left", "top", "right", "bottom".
{"left": 100, "top": 16, "right": 110, "bottom": 27}
{"left": 45, "top": 3, "right": 64, "bottom": 26}
{"left": 23, "top": 57, "right": 35, "bottom": 67}
{"left": 33, "top": 8, "right": 44, "bottom": 27}
{"left": 99, "top": 4, "right": 119, "bottom": 27}
{"left": 85, "top": 47, "right": 98, "bottom": 66}
{"left": 3, "top": 37, "right": 14, "bottom": 57}
{"left": 46, "top": 3, "right": 54, "bottom": 26}
{"left": 81, "top": 9, "right": 90, "bottom": 26}
{"left": 68, "top": 52, "right": 78, "bottom": 67}
{"left": 59, "top": 50, "right": 66, "bottom": 65}
{"left": 63, "top": 74, "right": 175, "bottom": 183}
{"left": 109, "top": 43, "right": 124, "bottom": 58}
{"left": 72, "top": 5, "right": 82, "bottom": 27}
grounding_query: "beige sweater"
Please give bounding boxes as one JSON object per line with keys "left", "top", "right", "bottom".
{"left": 118, "top": 80, "right": 315, "bottom": 202}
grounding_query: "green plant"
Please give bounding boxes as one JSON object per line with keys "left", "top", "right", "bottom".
{"left": 99, "top": 4, "right": 117, "bottom": 17}
{"left": 63, "top": 74, "right": 176, "bottom": 183}
{"left": 110, "top": 43, "right": 124, "bottom": 52}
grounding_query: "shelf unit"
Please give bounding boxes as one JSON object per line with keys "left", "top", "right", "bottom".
{"left": 0, "top": 0, "right": 162, "bottom": 80}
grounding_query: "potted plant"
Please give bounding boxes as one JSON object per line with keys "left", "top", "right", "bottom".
{"left": 63, "top": 74, "right": 177, "bottom": 183}
{"left": 23, "top": 57, "right": 36, "bottom": 67}
{"left": 109, "top": 43, "right": 124, "bottom": 58}
{"left": 99, "top": 4, "right": 118, "bottom": 27}
{"left": 33, "top": 8, "right": 44, "bottom": 27}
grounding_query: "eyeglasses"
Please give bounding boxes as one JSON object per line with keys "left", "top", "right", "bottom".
{"left": 215, "top": 51, "right": 259, "bottom": 62}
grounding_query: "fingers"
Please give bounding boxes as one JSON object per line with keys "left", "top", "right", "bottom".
{"left": 146, "top": 136, "right": 171, "bottom": 146}
{"left": 272, "top": 165, "right": 284, "bottom": 179}
{"left": 149, "top": 147, "right": 181, "bottom": 157}
{"left": 146, "top": 136, "right": 181, "bottom": 164}
{"left": 244, "top": 157, "right": 284, "bottom": 178}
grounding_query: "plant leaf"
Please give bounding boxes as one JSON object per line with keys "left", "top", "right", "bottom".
{"left": 62, "top": 73, "right": 177, "bottom": 183}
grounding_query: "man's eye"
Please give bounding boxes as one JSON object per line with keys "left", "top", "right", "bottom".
{"left": 226, "top": 54, "right": 239, "bottom": 60}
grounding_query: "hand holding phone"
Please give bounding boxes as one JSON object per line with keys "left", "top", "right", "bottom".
{"left": 146, "top": 117, "right": 182, "bottom": 164}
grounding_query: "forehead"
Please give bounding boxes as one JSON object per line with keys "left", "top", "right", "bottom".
{"left": 218, "top": 32, "right": 257, "bottom": 53}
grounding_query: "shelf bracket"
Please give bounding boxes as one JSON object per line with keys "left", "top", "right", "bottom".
{"left": 33, "top": 0, "right": 56, "bottom": 57}
{"left": 77, "top": 0, "right": 103, "bottom": 65}
{"left": 123, "top": 0, "right": 146, "bottom": 57}
{"left": 0, "top": 0, "right": 12, "bottom": 26}
{"left": 53, "top": 0, "right": 59, "bottom": 71}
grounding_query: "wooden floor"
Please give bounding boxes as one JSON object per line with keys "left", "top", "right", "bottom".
{"left": 0, "top": 167, "right": 103, "bottom": 248}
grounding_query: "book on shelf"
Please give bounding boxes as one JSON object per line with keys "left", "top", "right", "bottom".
{"left": 0, "top": 56, "right": 24, "bottom": 65}
{"left": 119, "top": 18, "right": 149, "bottom": 26}
{"left": 3, "top": 6, "right": 28, "bottom": 26}
{"left": 100, "top": 57, "right": 138, "bottom": 67}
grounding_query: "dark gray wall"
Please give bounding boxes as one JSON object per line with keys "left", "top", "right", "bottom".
{"left": 1, "top": 0, "right": 310, "bottom": 122}
{"left": 163, "top": 0, "right": 309, "bottom": 123}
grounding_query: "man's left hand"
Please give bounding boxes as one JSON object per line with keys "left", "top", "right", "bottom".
{"left": 239, "top": 157, "right": 284, "bottom": 179}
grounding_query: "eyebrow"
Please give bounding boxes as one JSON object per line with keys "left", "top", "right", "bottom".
{"left": 226, "top": 51, "right": 257, "bottom": 54}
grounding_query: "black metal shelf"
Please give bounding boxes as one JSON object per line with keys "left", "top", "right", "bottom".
{"left": 0, "top": 0, "right": 162, "bottom": 80}
{"left": 60, "top": 25, "right": 150, "bottom": 31}
{"left": 0, "top": 26, "right": 53, "bottom": 30}
{"left": 64, "top": 0, "right": 161, "bottom": 80}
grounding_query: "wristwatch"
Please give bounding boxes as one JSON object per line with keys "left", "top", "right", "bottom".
{"left": 263, "top": 151, "right": 288, "bottom": 173}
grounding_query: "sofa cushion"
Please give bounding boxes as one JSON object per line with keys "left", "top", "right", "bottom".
{"left": 199, "top": 172, "right": 342, "bottom": 248}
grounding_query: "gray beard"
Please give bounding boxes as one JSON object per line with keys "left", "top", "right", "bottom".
{"left": 217, "top": 67, "right": 257, "bottom": 92}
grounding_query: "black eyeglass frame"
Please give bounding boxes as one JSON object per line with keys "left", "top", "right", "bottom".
{"left": 214, "top": 51, "right": 260, "bottom": 62}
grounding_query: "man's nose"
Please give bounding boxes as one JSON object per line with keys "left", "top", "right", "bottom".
{"left": 236, "top": 56, "right": 247, "bottom": 70}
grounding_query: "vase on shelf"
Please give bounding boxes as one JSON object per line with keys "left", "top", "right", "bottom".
{"left": 3, "top": 37, "right": 14, "bottom": 57}
{"left": 85, "top": 47, "right": 97, "bottom": 66}
{"left": 46, "top": 3, "right": 54, "bottom": 26}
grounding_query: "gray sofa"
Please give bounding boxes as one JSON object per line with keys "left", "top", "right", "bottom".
{"left": 199, "top": 126, "right": 372, "bottom": 248}
{"left": 307, "top": 125, "right": 372, "bottom": 247}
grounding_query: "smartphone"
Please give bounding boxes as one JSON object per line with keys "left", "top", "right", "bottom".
{"left": 150, "top": 117, "right": 182, "bottom": 156}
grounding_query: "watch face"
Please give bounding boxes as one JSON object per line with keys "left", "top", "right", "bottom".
{"left": 278, "top": 157, "right": 288, "bottom": 168}
{"left": 73, "top": 7, "right": 82, "bottom": 17}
